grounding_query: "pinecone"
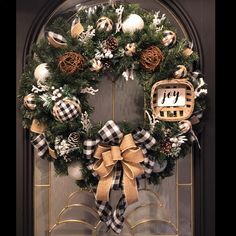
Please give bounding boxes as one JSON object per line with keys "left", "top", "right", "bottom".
{"left": 160, "top": 139, "right": 173, "bottom": 155}
{"left": 68, "top": 132, "right": 80, "bottom": 146}
{"left": 105, "top": 36, "right": 119, "bottom": 51}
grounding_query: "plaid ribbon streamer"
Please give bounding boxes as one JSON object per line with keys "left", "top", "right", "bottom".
{"left": 83, "top": 120, "right": 157, "bottom": 233}
{"left": 132, "top": 127, "right": 156, "bottom": 174}
{"left": 31, "top": 133, "right": 48, "bottom": 158}
{"left": 83, "top": 138, "right": 100, "bottom": 176}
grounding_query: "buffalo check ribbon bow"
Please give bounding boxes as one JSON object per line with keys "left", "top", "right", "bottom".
{"left": 93, "top": 133, "right": 144, "bottom": 205}
{"left": 83, "top": 120, "right": 156, "bottom": 233}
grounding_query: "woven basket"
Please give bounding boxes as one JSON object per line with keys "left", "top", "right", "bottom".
{"left": 151, "top": 79, "right": 194, "bottom": 121}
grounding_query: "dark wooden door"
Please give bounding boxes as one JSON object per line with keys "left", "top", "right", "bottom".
{"left": 16, "top": 0, "right": 215, "bottom": 236}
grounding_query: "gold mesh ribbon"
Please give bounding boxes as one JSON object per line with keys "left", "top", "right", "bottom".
{"left": 93, "top": 134, "right": 144, "bottom": 204}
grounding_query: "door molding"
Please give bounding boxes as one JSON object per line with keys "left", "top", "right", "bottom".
{"left": 16, "top": 1, "right": 215, "bottom": 236}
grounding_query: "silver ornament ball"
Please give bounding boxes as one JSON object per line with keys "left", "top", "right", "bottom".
{"left": 68, "top": 162, "right": 83, "bottom": 180}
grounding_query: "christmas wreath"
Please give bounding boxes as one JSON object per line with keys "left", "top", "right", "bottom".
{"left": 19, "top": 2, "right": 207, "bottom": 233}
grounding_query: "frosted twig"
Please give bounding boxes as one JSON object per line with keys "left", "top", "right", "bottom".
{"left": 153, "top": 11, "right": 166, "bottom": 32}
{"left": 79, "top": 25, "right": 95, "bottom": 43}
{"left": 145, "top": 110, "right": 159, "bottom": 133}
{"left": 80, "top": 87, "right": 98, "bottom": 95}
{"left": 115, "top": 5, "right": 124, "bottom": 33}
{"left": 81, "top": 111, "right": 92, "bottom": 133}
{"left": 31, "top": 80, "right": 49, "bottom": 94}
{"left": 122, "top": 64, "right": 135, "bottom": 81}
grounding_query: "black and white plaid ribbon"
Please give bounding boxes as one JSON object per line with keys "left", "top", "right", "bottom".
{"left": 83, "top": 120, "right": 156, "bottom": 233}
{"left": 83, "top": 138, "right": 100, "bottom": 176}
{"left": 31, "top": 133, "right": 48, "bottom": 158}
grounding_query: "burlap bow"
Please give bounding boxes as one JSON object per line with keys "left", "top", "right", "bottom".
{"left": 83, "top": 120, "right": 157, "bottom": 233}
{"left": 93, "top": 134, "right": 144, "bottom": 204}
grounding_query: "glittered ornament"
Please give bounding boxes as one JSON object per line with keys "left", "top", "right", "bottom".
{"left": 174, "top": 65, "right": 187, "bottom": 79}
{"left": 34, "top": 63, "right": 50, "bottom": 82}
{"left": 24, "top": 93, "right": 36, "bottom": 110}
{"left": 47, "top": 31, "right": 67, "bottom": 48}
{"left": 153, "top": 160, "right": 167, "bottom": 173}
{"left": 105, "top": 36, "right": 119, "bottom": 51}
{"left": 68, "top": 162, "right": 83, "bottom": 180}
{"left": 140, "top": 46, "right": 164, "bottom": 71}
{"left": 122, "top": 14, "right": 144, "bottom": 35}
{"left": 96, "top": 16, "right": 113, "bottom": 31}
{"left": 58, "top": 52, "right": 85, "bottom": 74}
{"left": 161, "top": 30, "right": 176, "bottom": 47}
{"left": 125, "top": 43, "right": 136, "bottom": 56}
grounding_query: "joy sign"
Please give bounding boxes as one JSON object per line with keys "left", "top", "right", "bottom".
{"left": 157, "top": 88, "right": 186, "bottom": 107}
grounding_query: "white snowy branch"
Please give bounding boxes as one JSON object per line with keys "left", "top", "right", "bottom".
{"left": 145, "top": 110, "right": 159, "bottom": 133}
{"left": 79, "top": 25, "right": 95, "bottom": 43}
{"left": 80, "top": 87, "right": 98, "bottom": 95}
{"left": 115, "top": 5, "right": 124, "bottom": 33}
{"left": 153, "top": 11, "right": 166, "bottom": 32}
{"left": 81, "top": 111, "right": 92, "bottom": 133}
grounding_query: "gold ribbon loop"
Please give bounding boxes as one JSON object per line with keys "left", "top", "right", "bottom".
{"left": 120, "top": 134, "right": 136, "bottom": 152}
{"left": 111, "top": 146, "right": 123, "bottom": 160}
{"left": 93, "top": 133, "right": 145, "bottom": 204}
{"left": 94, "top": 144, "right": 110, "bottom": 159}
{"left": 30, "top": 119, "right": 46, "bottom": 134}
{"left": 102, "top": 151, "right": 116, "bottom": 167}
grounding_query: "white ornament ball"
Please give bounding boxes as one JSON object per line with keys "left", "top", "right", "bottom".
{"left": 122, "top": 14, "right": 144, "bottom": 35}
{"left": 68, "top": 162, "right": 83, "bottom": 180}
{"left": 34, "top": 63, "right": 50, "bottom": 82}
{"left": 153, "top": 160, "right": 167, "bottom": 173}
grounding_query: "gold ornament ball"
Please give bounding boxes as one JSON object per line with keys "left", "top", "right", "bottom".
{"left": 96, "top": 16, "right": 113, "bottom": 31}
{"left": 174, "top": 65, "right": 187, "bottom": 79}
{"left": 122, "top": 14, "right": 144, "bottom": 35}
{"left": 125, "top": 43, "right": 136, "bottom": 56}
{"left": 24, "top": 93, "right": 36, "bottom": 110}
{"left": 68, "top": 162, "right": 83, "bottom": 180}
{"left": 34, "top": 63, "right": 50, "bottom": 82}
{"left": 161, "top": 30, "right": 177, "bottom": 47}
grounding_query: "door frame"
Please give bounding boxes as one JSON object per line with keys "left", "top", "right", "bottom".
{"left": 16, "top": 1, "right": 215, "bottom": 236}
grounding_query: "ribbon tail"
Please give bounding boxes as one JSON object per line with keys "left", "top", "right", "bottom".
{"left": 96, "top": 200, "right": 113, "bottom": 229}
{"left": 123, "top": 174, "right": 139, "bottom": 205}
{"left": 111, "top": 194, "right": 126, "bottom": 234}
{"left": 96, "top": 174, "right": 113, "bottom": 202}
{"left": 31, "top": 134, "right": 48, "bottom": 158}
